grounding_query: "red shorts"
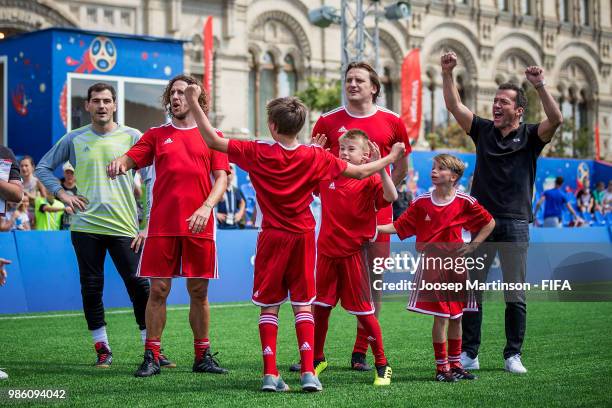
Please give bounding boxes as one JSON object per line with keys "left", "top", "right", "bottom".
{"left": 314, "top": 251, "right": 375, "bottom": 315}
{"left": 138, "top": 236, "right": 218, "bottom": 279}
{"left": 252, "top": 229, "right": 316, "bottom": 306}
{"left": 407, "top": 257, "right": 477, "bottom": 319}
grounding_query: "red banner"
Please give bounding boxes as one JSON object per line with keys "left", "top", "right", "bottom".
{"left": 203, "top": 16, "right": 213, "bottom": 98}
{"left": 595, "top": 124, "right": 601, "bottom": 161}
{"left": 401, "top": 48, "right": 422, "bottom": 141}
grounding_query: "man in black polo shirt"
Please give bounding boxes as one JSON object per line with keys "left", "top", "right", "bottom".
{"left": 441, "top": 52, "right": 563, "bottom": 374}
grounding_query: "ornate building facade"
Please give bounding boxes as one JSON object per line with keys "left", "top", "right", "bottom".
{"left": 2, "top": 0, "right": 611, "bottom": 159}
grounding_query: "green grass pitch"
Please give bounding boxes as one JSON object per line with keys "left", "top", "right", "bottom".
{"left": 1, "top": 300, "right": 611, "bottom": 407}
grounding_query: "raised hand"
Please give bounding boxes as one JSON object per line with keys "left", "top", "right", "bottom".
{"left": 389, "top": 142, "right": 406, "bottom": 160}
{"left": 441, "top": 52, "right": 458, "bottom": 74}
{"left": 368, "top": 141, "right": 381, "bottom": 162}
{"left": 311, "top": 133, "right": 328, "bottom": 148}
{"left": 185, "top": 84, "right": 202, "bottom": 103}
{"left": 525, "top": 66, "right": 544, "bottom": 86}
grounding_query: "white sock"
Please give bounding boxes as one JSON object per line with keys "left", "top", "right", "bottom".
{"left": 140, "top": 329, "right": 147, "bottom": 345}
{"left": 91, "top": 326, "right": 109, "bottom": 348}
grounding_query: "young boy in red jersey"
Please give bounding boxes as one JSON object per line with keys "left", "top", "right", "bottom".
{"left": 378, "top": 154, "right": 495, "bottom": 382}
{"left": 184, "top": 85, "right": 405, "bottom": 392}
{"left": 312, "top": 129, "right": 396, "bottom": 386}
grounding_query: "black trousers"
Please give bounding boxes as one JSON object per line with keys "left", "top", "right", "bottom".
{"left": 462, "top": 218, "right": 529, "bottom": 359}
{"left": 71, "top": 231, "right": 150, "bottom": 331}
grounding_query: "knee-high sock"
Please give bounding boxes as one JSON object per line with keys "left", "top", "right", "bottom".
{"left": 357, "top": 314, "right": 387, "bottom": 366}
{"left": 448, "top": 338, "right": 462, "bottom": 369}
{"left": 352, "top": 324, "right": 369, "bottom": 354}
{"left": 314, "top": 306, "right": 332, "bottom": 361}
{"left": 295, "top": 311, "right": 315, "bottom": 374}
{"left": 433, "top": 342, "right": 449, "bottom": 372}
{"left": 259, "top": 313, "right": 279, "bottom": 376}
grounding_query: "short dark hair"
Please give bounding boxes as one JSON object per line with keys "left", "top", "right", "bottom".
{"left": 87, "top": 83, "right": 117, "bottom": 102}
{"left": 497, "top": 83, "right": 527, "bottom": 111}
{"left": 162, "top": 74, "right": 209, "bottom": 116}
{"left": 345, "top": 61, "right": 381, "bottom": 103}
{"left": 20, "top": 155, "right": 34, "bottom": 166}
{"left": 555, "top": 176, "right": 564, "bottom": 186}
{"left": 266, "top": 97, "right": 306, "bottom": 136}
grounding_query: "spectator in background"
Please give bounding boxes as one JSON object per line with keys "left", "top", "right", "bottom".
{"left": 20, "top": 156, "right": 45, "bottom": 229}
{"left": 576, "top": 187, "right": 594, "bottom": 214}
{"left": 392, "top": 179, "right": 412, "bottom": 220}
{"left": 604, "top": 181, "right": 612, "bottom": 214}
{"left": 3, "top": 195, "right": 31, "bottom": 231}
{"left": 534, "top": 176, "right": 581, "bottom": 227}
{"left": 34, "top": 190, "right": 65, "bottom": 231}
{"left": 216, "top": 165, "right": 246, "bottom": 229}
{"left": 592, "top": 181, "right": 606, "bottom": 213}
{"left": 60, "top": 162, "right": 77, "bottom": 230}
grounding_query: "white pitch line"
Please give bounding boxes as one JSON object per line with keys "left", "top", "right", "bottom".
{"left": 0, "top": 302, "right": 252, "bottom": 321}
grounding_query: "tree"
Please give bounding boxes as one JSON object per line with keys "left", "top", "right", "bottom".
{"left": 295, "top": 77, "right": 341, "bottom": 113}
{"left": 426, "top": 122, "right": 475, "bottom": 152}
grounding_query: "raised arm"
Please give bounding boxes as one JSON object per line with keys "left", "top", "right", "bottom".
{"left": 391, "top": 156, "right": 409, "bottom": 187}
{"left": 441, "top": 52, "right": 474, "bottom": 133}
{"left": 185, "top": 85, "right": 229, "bottom": 153}
{"left": 524, "top": 66, "right": 563, "bottom": 143}
{"left": 343, "top": 142, "right": 406, "bottom": 180}
{"left": 369, "top": 141, "right": 398, "bottom": 202}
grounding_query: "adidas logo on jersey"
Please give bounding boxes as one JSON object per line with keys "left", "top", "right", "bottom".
{"left": 164, "top": 138, "right": 173, "bottom": 144}
{"left": 83, "top": 146, "right": 90, "bottom": 152}
{"left": 300, "top": 342, "right": 311, "bottom": 351}
{"left": 263, "top": 346, "right": 274, "bottom": 356}
{"left": 328, "top": 182, "right": 336, "bottom": 190}
{"left": 338, "top": 126, "right": 348, "bottom": 133}
{"left": 425, "top": 214, "right": 431, "bottom": 221}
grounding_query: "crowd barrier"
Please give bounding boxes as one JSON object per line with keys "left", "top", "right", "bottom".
{"left": 0, "top": 226, "right": 610, "bottom": 314}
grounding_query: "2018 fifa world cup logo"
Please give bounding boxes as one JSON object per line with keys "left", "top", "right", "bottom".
{"left": 89, "top": 36, "right": 117, "bottom": 72}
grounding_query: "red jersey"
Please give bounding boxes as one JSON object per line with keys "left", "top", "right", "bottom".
{"left": 227, "top": 140, "right": 347, "bottom": 233}
{"left": 126, "top": 122, "right": 229, "bottom": 239}
{"left": 312, "top": 105, "right": 411, "bottom": 225}
{"left": 318, "top": 174, "right": 390, "bottom": 257}
{"left": 393, "top": 191, "right": 492, "bottom": 252}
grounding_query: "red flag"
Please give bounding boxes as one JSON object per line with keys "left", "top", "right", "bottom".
{"left": 401, "top": 49, "right": 422, "bottom": 141}
{"left": 595, "top": 124, "right": 601, "bottom": 161}
{"left": 203, "top": 16, "right": 214, "bottom": 98}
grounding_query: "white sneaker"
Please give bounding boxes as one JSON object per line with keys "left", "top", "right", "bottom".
{"left": 0, "top": 369, "right": 8, "bottom": 380}
{"left": 504, "top": 354, "right": 527, "bottom": 374}
{"left": 460, "top": 352, "right": 480, "bottom": 370}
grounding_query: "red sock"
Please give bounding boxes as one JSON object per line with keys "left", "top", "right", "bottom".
{"left": 194, "top": 338, "right": 210, "bottom": 360}
{"left": 352, "top": 325, "right": 369, "bottom": 354}
{"left": 295, "top": 311, "right": 315, "bottom": 374}
{"left": 433, "top": 342, "right": 448, "bottom": 372}
{"left": 259, "top": 313, "right": 278, "bottom": 376}
{"left": 145, "top": 338, "right": 161, "bottom": 362}
{"left": 448, "top": 338, "right": 462, "bottom": 369}
{"left": 357, "top": 314, "right": 387, "bottom": 367}
{"left": 314, "top": 305, "right": 332, "bottom": 361}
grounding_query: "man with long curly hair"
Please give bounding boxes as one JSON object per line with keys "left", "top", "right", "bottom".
{"left": 107, "top": 75, "right": 230, "bottom": 378}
